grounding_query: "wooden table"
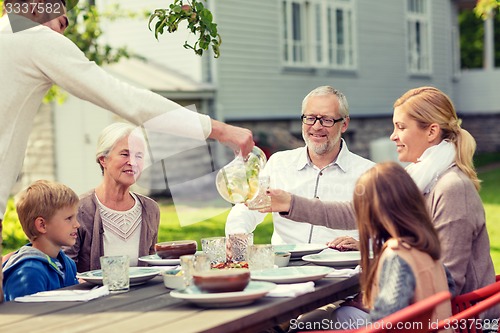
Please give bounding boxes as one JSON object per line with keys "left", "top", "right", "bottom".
{"left": 0, "top": 261, "right": 359, "bottom": 333}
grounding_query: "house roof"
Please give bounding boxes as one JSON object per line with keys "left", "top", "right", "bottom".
{"left": 104, "top": 58, "right": 215, "bottom": 100}
{"left": 453, "top": 0, "right": 477, "bottom": 10}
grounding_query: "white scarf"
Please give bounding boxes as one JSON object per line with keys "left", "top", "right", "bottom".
{"left": 405, "top": 140, "right": 456, "bottom": 194}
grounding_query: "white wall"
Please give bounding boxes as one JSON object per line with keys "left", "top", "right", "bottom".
{"left": 53, "top": 96, "right": 115, "bottom": 196}
{"left": 454, "top": 69, "right": 500, "bottom": 114}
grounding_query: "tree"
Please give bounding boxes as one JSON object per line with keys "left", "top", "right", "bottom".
{"left": 474, "top": 0, "right": 500, "bottom": 19}
{"left": 459, "top": 1, "right": 500, "bottom": 69}
{"left": 148, "top": 0, "right": 221, "bottom": 58}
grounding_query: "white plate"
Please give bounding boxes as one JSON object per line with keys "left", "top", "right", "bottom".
{"left": 170, "top": 281, "right": 276, "bottom": 307}
{"left": 138, "top": 254, "right": 180, "bottom": 266}
{"left": 302, "top": 251, "right": 361, "bottom": 267}
{"left": 273, "top": 244, "right": 327, "bottom": 258}
{"left": 77, "top": 267, "right": 161, "bottom": 286}
{"left": 251, "top": 266, "right": 333, "bottom": 284}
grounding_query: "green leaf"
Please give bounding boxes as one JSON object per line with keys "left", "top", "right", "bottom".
{"left": 172, "top": 5, "right": 182, "bottom": 13}
{"left": 148, "top": 0, "right": 222, "bottom": 58}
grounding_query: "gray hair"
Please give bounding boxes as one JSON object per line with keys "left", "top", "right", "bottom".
{"left": 301, "top": 86, "right": 349, "bottom": 118}
{"left": 95, "top": 122, "right": 144, "bottom": 174}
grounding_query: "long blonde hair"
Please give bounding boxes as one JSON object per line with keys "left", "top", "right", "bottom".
{"left": 354, "top": 162, "right": 441, "bottom": 307}
{"left": 393, "top": 86, "right": 480, "bottom": 190}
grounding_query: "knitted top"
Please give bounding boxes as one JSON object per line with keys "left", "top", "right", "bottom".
{"left": 369, "top": 239, "right": 453, "bottom": 332}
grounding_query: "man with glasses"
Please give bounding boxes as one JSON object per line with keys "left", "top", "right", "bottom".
{"left": 225, "top": 86, "right": 374, "bottom": 245}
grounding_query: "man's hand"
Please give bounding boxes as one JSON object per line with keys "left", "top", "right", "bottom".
{"left": 258, "top": 188, "right": 292, "bottom": 214}
{"left": 209, "top": 119, "right": 254, "bottom": 157}
{"left": 327, "top": 236, "right": 359, "bottom": 251}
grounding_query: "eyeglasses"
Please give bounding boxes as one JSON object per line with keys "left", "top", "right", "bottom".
{"left": 301, "top": 115, "right": 344, "bottom": 128}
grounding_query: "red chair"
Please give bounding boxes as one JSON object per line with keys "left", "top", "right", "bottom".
{"left": 302, "top": 291, "right": 452, "bottom": 333}
{"left": 451, "top": 280, "right": 500, "bottom": 316}
{"left": 429, "top": 291, "right": 500, "bottom": 333}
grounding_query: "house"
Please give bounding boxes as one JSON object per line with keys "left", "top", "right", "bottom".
{"left": 18, "top": 0, "right": 500, "bottom": 199}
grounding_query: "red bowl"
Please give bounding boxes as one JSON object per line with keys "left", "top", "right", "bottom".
{"left": 155, "top": 240, "right": 197, "bottom": 259}
{"left": 193, "top": 269, "right": 251, "bottom": 293}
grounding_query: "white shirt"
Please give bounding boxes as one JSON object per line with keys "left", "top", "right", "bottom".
{"left": 97, "top": 193, "right": 143, "bottom": 267}
{"left": 225, "top": 140, "right": 375, "bottom": 245}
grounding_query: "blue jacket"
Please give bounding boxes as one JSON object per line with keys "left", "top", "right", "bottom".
{"left": 2, "top": 244, "right": 79, "bottom": 301}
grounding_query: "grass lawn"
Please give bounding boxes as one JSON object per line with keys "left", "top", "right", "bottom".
{"left": 479, "top": 168, "right": 500, "bottom": 271}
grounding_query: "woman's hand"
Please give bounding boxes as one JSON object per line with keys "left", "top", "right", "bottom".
{"left": 327, "top": 236, "right": 359, "bottom": 251}
{"left": 257, "top": 188, "right": 292, "bottom": 213}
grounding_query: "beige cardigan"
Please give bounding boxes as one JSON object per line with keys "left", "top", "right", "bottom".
{"left": 371, "top": 239, "right": 452, "bottom": 332}
{"left": 63, "top": 190, "right": 160, "bottom": 272}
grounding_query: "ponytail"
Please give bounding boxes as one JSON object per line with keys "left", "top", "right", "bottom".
{"left": 455, "top": 128, "right": 481, "bottom": 191}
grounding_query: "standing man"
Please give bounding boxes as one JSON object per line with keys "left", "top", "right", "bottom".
{"left": 0, "top": 0, "right": 254, "bottom": 302}
{"left": 225, "top": 86, "right": 374, "bottom": 245}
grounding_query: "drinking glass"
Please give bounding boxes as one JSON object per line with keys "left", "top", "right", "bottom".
{"left": 180, "top": 253, "right": 211, "bottom": 287}
{"left": 247, "top": 244, "right": 275, "bottom": 270}
{"left": 100, "top": 255, "right": 129, "bottom": 293}
{"left": 201, "top": 236, "right": 227, "bottom": 266}
{"left": 246, "top": 175, "right": 271, "bottom": 210}
{"left": 226, "top": 233, "right": 254, "bottom": 263}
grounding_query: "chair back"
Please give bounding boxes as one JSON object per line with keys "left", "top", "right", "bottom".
{"left": 303, "top": 291, "right": 452, "bottom": 333}
{"left": 451, "top": 280, "right": 500, "bottom": 316}
{"left": 431, "top": 291, "right": 500, "bottom": 333}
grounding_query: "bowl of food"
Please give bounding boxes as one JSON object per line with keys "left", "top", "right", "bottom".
{"left": 274, "top": 251, "right": 291, "bottom": 267}
{"left": 193, "top": 269, "right": 251, "bottom": 293}
{"left": 162, "top": 269, "right": 185, "bottom": 289}
{"left": 155, "top": 240, "right": 197, "bottom": 259}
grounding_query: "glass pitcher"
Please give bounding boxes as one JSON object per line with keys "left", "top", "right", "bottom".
{"left": 215, "top": 146, "right": 267, "bottom": 204}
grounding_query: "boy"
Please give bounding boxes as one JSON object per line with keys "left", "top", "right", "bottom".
{"left": 2, "top": 180, "right": 80, "bottom": 301}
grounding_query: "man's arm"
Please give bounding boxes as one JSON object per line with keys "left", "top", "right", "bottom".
{"left": 209, "top": 119, "right": 254, "bottom": 156}
{"left": 225, "top": 203, "right": 266, "bottom": 236}
{"left": 32, "top": 28, "right": 254, "bottom": 156}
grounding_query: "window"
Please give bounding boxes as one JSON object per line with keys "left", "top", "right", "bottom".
{"left": 406, "top": 0, "right": 432, "bottom": 74}
{"left": 282, "top": 0, "right": 356, "bottom": 70}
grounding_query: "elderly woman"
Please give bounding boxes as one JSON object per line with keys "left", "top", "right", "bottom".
{"left": 64, "top": 122, "right": 160, "bottom": 272}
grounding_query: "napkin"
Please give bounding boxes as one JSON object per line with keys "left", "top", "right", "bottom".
{"left": 15, "top": 286, "right": 110, "bottom": 303}
{"left": 266, "top": 281, "right": 315, "bottom": 297}
{"left": 326, "top": 265, "right": 361, "bottom": 278}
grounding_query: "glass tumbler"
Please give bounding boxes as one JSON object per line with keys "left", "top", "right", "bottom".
{"left": 247, "top": 244, "right": 275, "bottom": 270}
{"left": 99, "top": 255, "right": 130, "bottom": 293}
{"left": 201, "top": 236, "right": 227, "bottom": 267}
{"left": 180, "top": 253, "right": 211, "bottom": 287}
{"left": 226, "top": 232, "right": 254, "bottom": 263}
{"left": 246, "top": 175, "right": 271, "bottom": 210}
